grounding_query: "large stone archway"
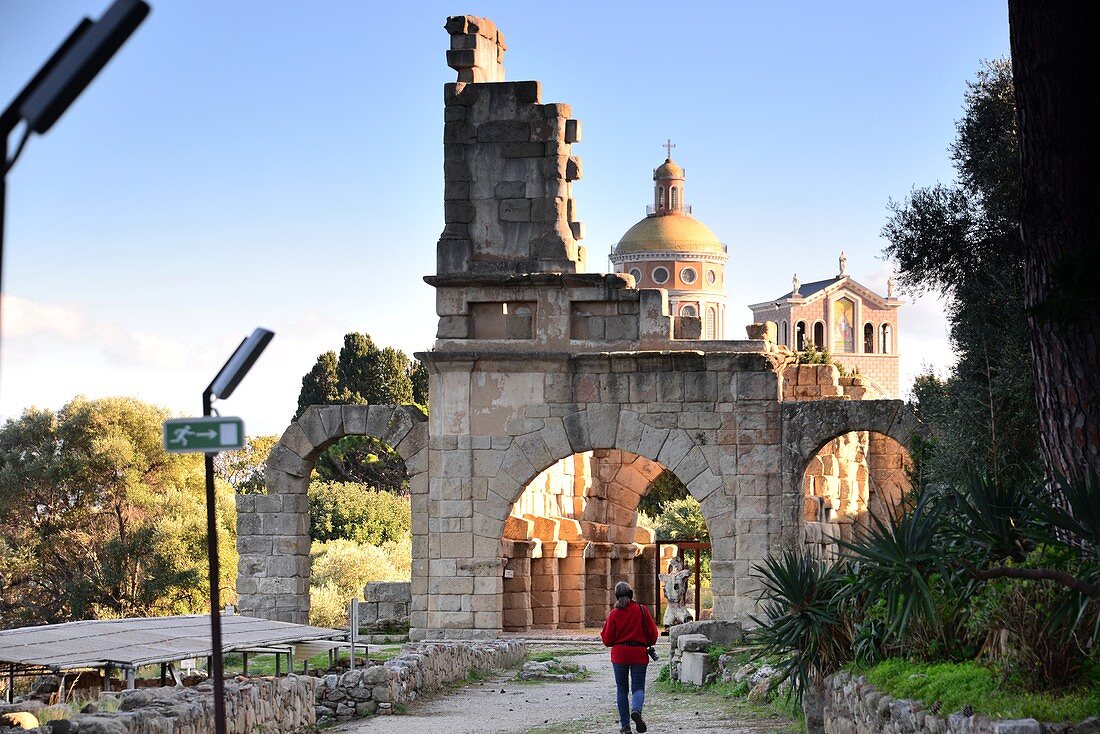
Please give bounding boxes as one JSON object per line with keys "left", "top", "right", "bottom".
{"left": 235, "top": 404, "right": 428, "bottom": 624}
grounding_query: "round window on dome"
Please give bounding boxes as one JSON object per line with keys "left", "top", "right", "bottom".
{"left": 652, "top": 266, "right": 670, "bottom": 285}
{"left": 706, "top": 269, "right": 717, "bottom": 285}
{"left": 681, "top": 304, "right": 698, "bottom": 317}
{"left": 680, "top": 267, "right": 697, "bottom": 285}
{"left": 629, "top": 268, "right": 642, "bottom": 283}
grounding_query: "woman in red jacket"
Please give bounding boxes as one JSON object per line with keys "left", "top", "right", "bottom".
{"left": 600, "top": 581, "right": 659, "bottom": 733}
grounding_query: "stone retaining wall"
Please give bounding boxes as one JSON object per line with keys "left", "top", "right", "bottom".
{"left": 315, "top": 639, "right": 526, "bottom": 721}
{"left": 825, "top": 671, "right": 1099, "bottom": 734}
{"left": 64, "top": 675, "right": 316, "bottom": 734}
{"left": 361, "top": 581, "right": 411, "bottom": 633}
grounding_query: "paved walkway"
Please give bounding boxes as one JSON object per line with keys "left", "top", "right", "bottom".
{"left": 337, "top": 641, "right": 798, "bottom": 734}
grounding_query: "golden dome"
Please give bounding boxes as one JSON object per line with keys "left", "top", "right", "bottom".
{"left": 654, "top": 158, "right": 684, "bottom": 179}
{"left": 614, "top": 213, "right": 726, "bottom": 256}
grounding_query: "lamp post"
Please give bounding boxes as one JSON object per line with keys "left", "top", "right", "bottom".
{"left": 201, "top": 328, "right": 274, "bottom": 734}
{"left": 1, "top": 0, "right": 150, "bottom": 362}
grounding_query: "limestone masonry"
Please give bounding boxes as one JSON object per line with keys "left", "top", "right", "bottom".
{"left": 235, "top": 15, "right": 921, "bottom": 640}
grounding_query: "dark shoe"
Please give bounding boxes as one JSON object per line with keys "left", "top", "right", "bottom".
{"left": 620, "top": 729, "right": 631, "bottom": 734}
{"left": 631, "top": 711, "right": 647, "bottom": 733}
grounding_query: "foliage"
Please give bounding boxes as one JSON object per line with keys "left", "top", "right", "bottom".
{"left": 882, "top": 59, "right": 1041, "bottom": 487}
{"left": 858, "top": 658, "right": 1100, "bottom": 722}
{"left": 749, "top": 550, "right": 853, "bottom": 700}
{"left": 313, "top": 436, "right": 408, "bottom": 492}
{"left": 653, "top": 497, "right": 709, "bottom": 541}
{"left": 0, "top": 397, "right": 237, "bottom": 627}
{"left": 308, "top": 538, "right": 410, "bottom": 628}
{"left": 297, "top": 351, "right": 341, "bottom": 418}
{"left": 214, "top": 434, "right": 279, "bottom": 494}
{"left": 307, "top": 481, "right": 410, "bottom": 545}
{"left": 295, "top": 332, "right": 426, "bottom": 486}
{"left": 637, "top": 469, "right": 688, "bottom": 516}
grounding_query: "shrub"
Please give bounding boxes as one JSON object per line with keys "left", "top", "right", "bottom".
{"left": 750, "top": 550, "right": 852, "bottom": 699}
{"left": 308, "top": 537, "right": 410, "bottom": 628}
{"left": 307, "top": 481, "right": 410, "bottom": 545}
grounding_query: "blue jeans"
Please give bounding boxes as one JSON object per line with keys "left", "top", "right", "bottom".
{"left": 612, "top": 662, "right": 648, "bottom": 731}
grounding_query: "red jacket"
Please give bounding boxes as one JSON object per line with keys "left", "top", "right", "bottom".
{"left": 600, "top": 600, "right": 659, "bottom": 665}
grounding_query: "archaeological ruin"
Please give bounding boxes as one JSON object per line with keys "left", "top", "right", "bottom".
{"left": 235, "top": 15, "right": 921, "bottom": 640}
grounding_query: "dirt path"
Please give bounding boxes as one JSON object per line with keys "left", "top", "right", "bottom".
{"left": 336, "top": 642, "right": 799, "bottom": 734}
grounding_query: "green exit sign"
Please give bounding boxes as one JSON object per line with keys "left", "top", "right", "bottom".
{"left": 163, "top": 417, "right": 245, "bottom": 453}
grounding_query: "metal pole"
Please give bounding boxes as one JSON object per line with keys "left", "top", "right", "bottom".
{"left": 203, "top": 388, "right": 228, "bottom": 734}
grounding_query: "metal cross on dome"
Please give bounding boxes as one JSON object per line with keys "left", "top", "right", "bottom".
{"left": 663, "top": 138, "right": 675, "bottom": 158}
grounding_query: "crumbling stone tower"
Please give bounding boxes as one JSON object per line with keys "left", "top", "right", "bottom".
{"left": 234, "top": 16, "right": 920, "bottom": 637}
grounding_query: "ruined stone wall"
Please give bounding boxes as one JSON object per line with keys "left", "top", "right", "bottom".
{"left": 61, "top": 676, "right": 316, "bottom": 734}
{"left": 824, "top": 671, "right": 1087, "bottom": 734}
{"left": 315, "top": 640, "right": 525, "bottom": 721}
{"left": 360, "top": 582, "right": 411, "bottom": 633}
{"left": 438, "top": 16, "right": 584, "bottom": 277}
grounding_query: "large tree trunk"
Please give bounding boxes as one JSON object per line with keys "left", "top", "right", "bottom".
{"left": 1008, "top": 1, "right": 1100, "bottom": 486}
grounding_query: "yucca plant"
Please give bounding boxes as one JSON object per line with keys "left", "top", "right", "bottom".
{"left": 749, "top": 550, "right": 853, "bottom": 700}
{"left": 837, "top": 496, "right": 953, "bottom": 639}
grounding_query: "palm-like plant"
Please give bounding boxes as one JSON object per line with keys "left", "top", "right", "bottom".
{"left": 749, "top": 550, "right": 852, "bottom": 700}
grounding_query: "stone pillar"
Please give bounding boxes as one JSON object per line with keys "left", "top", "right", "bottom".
{"left": 502, "top": 539, "right": 534, "bottom": 632}
{"left": 531, "top": 540, "right": 563, "bottom": 629}
{"left": 558, "top": 541, "right": 587, "bottom": 629}
{"left": 584, "top": 542, "right": 613, "bottom": 626}
{"left": 236, "top": 489, "right": 311, "bottom": 625}
{"left": 445, "top": 15, "right": 506, "bottom": 84}
{"left": 634, "top": 544, "right": 658, "bottom": 618}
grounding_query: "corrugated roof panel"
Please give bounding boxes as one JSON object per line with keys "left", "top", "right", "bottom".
{"left": 0, "top": 615, "right": 346, "bottom": 670}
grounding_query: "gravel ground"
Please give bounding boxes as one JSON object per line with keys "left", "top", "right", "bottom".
{"left": 336, "top": 642, "right": 799, "bottom": 734}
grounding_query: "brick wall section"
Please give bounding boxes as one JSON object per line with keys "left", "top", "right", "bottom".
{"left": 360, "top": 582, "right": 411, "bottom": 632}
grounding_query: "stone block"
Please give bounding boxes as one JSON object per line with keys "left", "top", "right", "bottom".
{"left": 478, "top": 120, "right": 530, "bottom": 142}
{"left": 501, "top": 141, "right": 544, "bottom": 158}
{"left": 564, "top": 118, "right": 581, "bottom": 143}
{"left": 566, "top": 156, "right": 582, "bottom": 181}
{"left": 680, "top": 651, "right": 710, "bottom": 686}
{"left": 445, "top": 201, "right": 476, "bottom": 223}
{"left": 677, "top": 633, "right": 711, "bottom": 652}
{"left": 494, "top": 180, "right": 526, "bottom": 198}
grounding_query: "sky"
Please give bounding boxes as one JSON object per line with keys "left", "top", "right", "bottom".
{"left": 0, "top": 1, "right": 1011, "bottom": 437}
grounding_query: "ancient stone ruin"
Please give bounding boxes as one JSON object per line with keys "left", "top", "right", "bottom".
{"left": 235, "top": 15, "right": 920, "bottom": 640}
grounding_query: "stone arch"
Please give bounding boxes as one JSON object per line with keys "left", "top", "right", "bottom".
{"left": 780, "top": 399, "right": 922, "bottom": 541}
{"left": 464, "top": 405, "right": 736, "bottom": 630}
{"left": 235, "top": 404, "right": 428, "bottom": 624}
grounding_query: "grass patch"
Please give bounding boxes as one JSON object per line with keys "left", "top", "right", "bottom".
{"left": 656, "top": 677, "right": 804, "bottom": 730}
{"left": 856, "top": 659, "right": 1100, "bottom": 722}
{"left": 527, "top": 648, "right": 599, "bottom": 662}
{"left": 515, "top": 657, "right": 592, "bottom": 683}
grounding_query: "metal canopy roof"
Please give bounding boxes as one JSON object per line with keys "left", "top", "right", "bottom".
{"left": 0, "top": 615, "right": 346, "bottom": 671}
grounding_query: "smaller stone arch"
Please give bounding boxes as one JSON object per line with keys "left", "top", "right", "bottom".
{"left": 779, "top": 399, "right": 923, "bottom": 543}
{"left": 235, "top": 404, "right": 428, "bottom": 624}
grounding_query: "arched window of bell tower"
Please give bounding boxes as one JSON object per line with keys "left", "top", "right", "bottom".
{"left": 670, "top": 186, "right": 679, "bottom": 210}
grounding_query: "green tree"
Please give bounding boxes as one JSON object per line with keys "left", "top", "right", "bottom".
{"left": 882, "top": 60, "right": 1041, "bottom": 487}
{"left": 0, "top": 397, "right": 237, "bottom": 627}
{"left": 306, "top": 480, "right": 411, "bottom": 545}
{"left": 214, "top": 434, "right": 279, "bottom": 494}
{"left": 295, "top": 333, "right": 424, "bottom": 487}
{"left": 409, "top": 359, "right": 429, "bottom": 407}
{"left": 296, "top": 351, "right": 341, "bottom": 419}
